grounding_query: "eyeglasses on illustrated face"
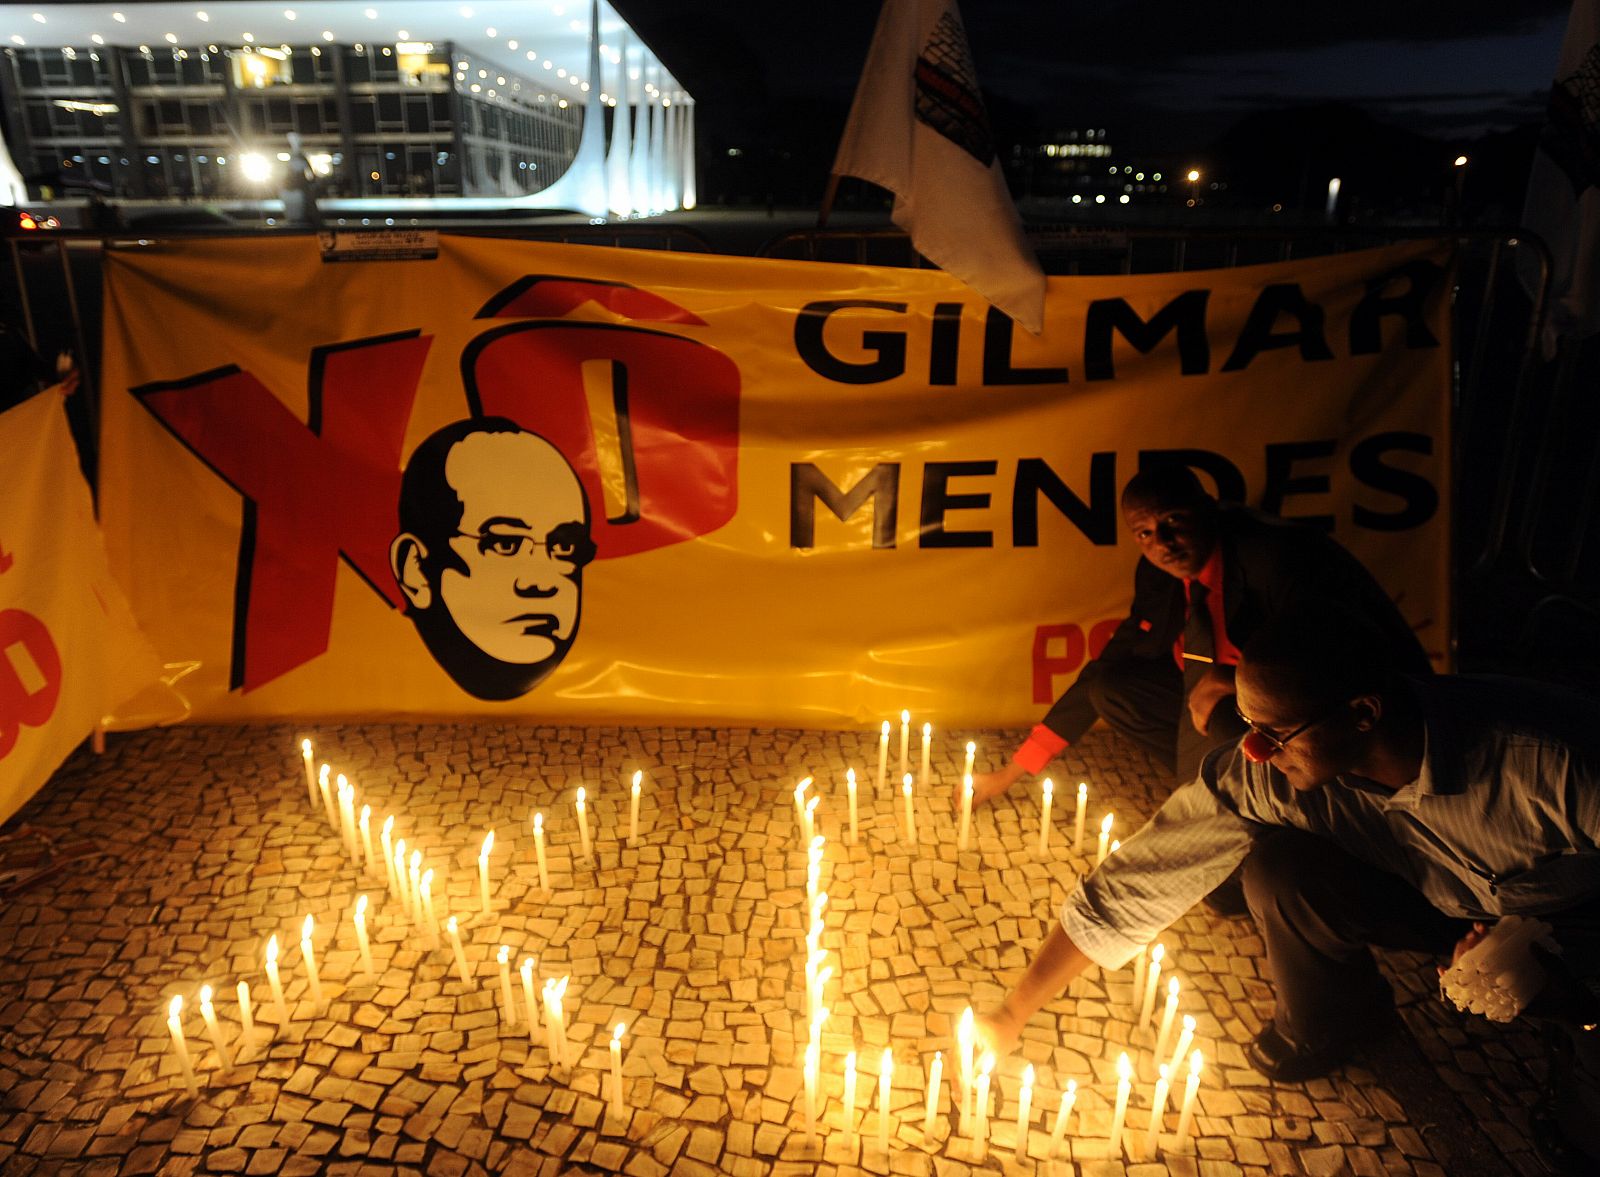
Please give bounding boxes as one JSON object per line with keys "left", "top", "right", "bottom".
{"left": 455, "top": 522, "right": 595, "bottom": 568}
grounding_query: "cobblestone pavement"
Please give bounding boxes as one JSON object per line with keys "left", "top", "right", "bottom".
{"left": 0, "top": 723, "right": 1557, "bottom": 1176}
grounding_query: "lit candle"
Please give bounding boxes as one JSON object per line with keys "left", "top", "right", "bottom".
{"left": 420, "top": 869, "right": 438, "bottom": 948}
{"left": 609, "top": 1023, "right": 627, "bottom": 1118}
{"left": 902, "top": 773, "right": 916, "bottom": 844}
{"left": 1143, "top": 1063, "right": 1171, "bottom": 1158}
{"left": 575, "top": 788, "right": 592, "bottom": 861}
{"left": 1048, "top": 1079, "right": 1076, "bottom": 1158}
{"left": 300, "top": 738, "right": 316, "bottom": 809}
{"left": 899, "top": 710, "right": 910, "bottom": 778}
{"left": 1174, "top": 1050, "right": 1203, "bottom": 1143}
{"left": 533, "top": 812, "right": 550, "bottom": 890}
{"left": 358, "top": 805, "right": 375, "bottom": 878}
{"left": 198, "top": 984, "right": 234, "bottom": 1073}
{"left": 958, "top": 774, "right": 973, "bottom": 852}
{"left": 353, "top": 895, "right": 374, "bottom": 979}
{"left": 393, "top": 838, "right": 411, "bottom": 919}
{"left": 380, "top": 815, "right": 396, "bottom": 897}
{"left": 1096, "top": 813, "right": 1113, "bottom": 866}
{"left": 806, "top": 836, "right": 824, "bottom": 906}
{"left": 264, "top": 935, "right": 289, "bottom": 1025}
{"left": 629, "top": 771, "right": 642, "bottom": 845}
{"left": 1111, "top": 839, "right": 1121, "bottom": 854}
{"left": 408, "top": 851, "right": 422, "bottom": 924}
{"left": 804, "top": 795, "right": 819, "bottom": 848}
{"left": 973, "top": 1052, "right": 993, "bottom": 1158}
{"left": 1038, "top": 777, "right": 1053, "bottom": 854}
{"left": 842, "top": 1049, "right": 858, "bottom": 1141}
{"left": 497, "top": 945, "right": 517, "bottom": 1028}
{"left": 803, "top": 1039, "right": 819, "bottom": 1146}
{"left": 544, "top": 976, "right": 570, "bottom": 1068}
{"left": 1167, "top": 1014, "right": 1196, "bottom": 1076}
{"left": 165, "top": 995, "right": 199, "bottom": 1095}
{"left": 478, "top": 830, "right": 495, "bottom": 914}
{"left": 337, "top": 774, "right": 358, "bottom": 866}
{"left": 317, "top": 763, "right": 335, "bottom": 829}
{"left": 1009, "top": 1062, "right": 1033, "bottom": 1162}
{"left": 793, "top": 776, "right": 810, "bottom": 831}
{"left": 236, "top": 980, "right": 254, "bottom": 1043}
{"left": 877, "top": 721, "right": 889, "bottom": 794}
{"left": 1154, "top": 977, "right": 1180, "bottom": 1062}
{"left": 1132, "top": 943, "right": 1148, "bottom": 1016}
{"left": 1109, "top": 1051, "right": 1132, "bottom": 1156}
{"left": 878, "top": 1046, "right": 893, "bottom": 1154}
{"left": 919, "top": 722, "right": 931, "bottom": 789}
{"left": 923, "top": 1050, "right": 942, "bottom": 1136}
{"left": 300, "top": 914, "right": 323, "bottom": 1006}
{"left": 957, "top": 1007, "right": 975, "bottom": 1133}
{"left": 1139, "top": 944, "right": 1165, "bottom": 1029}
{"left": 447, "top": 917, "right": 470, "bottom": 985}
{"left": 520, "top": 957, "right": 539, "bottom": 1046}
{"left": 1074, "top": 782, "right": 1087, "bottom": 852}
{"left": 846, "top": 768, "right": 858, "bottom": 844}
{"left": 962, "top": 741, "right": 975, "bottom": 780}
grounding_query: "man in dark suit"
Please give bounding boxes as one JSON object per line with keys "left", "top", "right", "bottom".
{"left": 968, "top": 465, "right": 1431, "bottom": 806}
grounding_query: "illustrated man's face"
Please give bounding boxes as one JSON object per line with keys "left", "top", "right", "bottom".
{"left": 391, "top": 424, "right": 593, "bottom": 701}
{"left": 1123, "top": 496, "right": 1218, "bottom": 580}
{"left": 438, "top": 431, "right": 588, "bottom": 665}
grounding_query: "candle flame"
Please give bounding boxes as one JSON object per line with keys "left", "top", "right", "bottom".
{"left": 576, "top": 786, "right": 586, "bottom": 804}
{"left": 933, "top": 1049, "right": 942, "bottom": 1064}
{"left": 1181, "top": 1014, "right": 1196, "bottom": 1032}
{"left": 903, "top": 773, "right": 913, "bottom": 790}
{"left": 199, "top": 984, "right": 213, "bottom": 1005}
{"left": 534, "top": 811, "right": 544, "bottom": 832}
{"left": 266, "top": 935, "right": 278, "bottom": 963}
{"left": 1078, "top": 781, "right": 1088, "bottom": 798}
{"left": 522, "top": 957, "right": 534, "bottom": 975}
{"left": 447, "top": 915, "right": 457, "bottom": 933}
{"left": 1190, "top": 1049, "right": 1203, "bottom": 1076}
{"left": 395, "top": 837, "right": 406, "bottom": 857}
{"left": 421, "top": 868, "right": 433, "bottom": 890}
{"left": 977, "top": 1050, "right": 994, "bottom": 1075}
{"left": 1168, "top": 976, "right": 1180, "bottom": 996}
{"left": 632, "top": 770, "right": 642, "bottom": 787}
{"left": 806, "top": 796, "right": 819, "bottom": 814}
{"left": 359, "top": 804, "right": 370, "bottom": 825}
{"left": 966, "top": 741, "right": 975, "bottom": 754}
{"left": 409, "top": 850, "right": 420, "bottom": 869}
{"left": 382, "top": 814, "right": 394, "bottom": 835}
{"left": 1043, "top": 777, "right": 1053, "bottom": 798}
{"left": 1066, "top": 1077, "right": 1077, "bottom": 1094}
{"left": 881, "top": 720, "right": 890, "bottom": 735}
{"left": 301, "top": 914, "right": 314, "bottom": 939}
{"left": 1100, "top": 813, "right": 1114, "bottom": 834}
{"left": 319, "top": 763, "right": 329, "bottom": 783}
{"left": 1151, "top": 943, "right": 1165, "bottom": 964}
{"left": 614, "top": 1022, "right": 626, "bottom": 1041}
{"left": 1111, "top": 839, "right": 1121, "bottom": 853}
{"left": 1159, "top": 1063, "right": 1170, "bottom": 1081}
{"left": 1022, "top": 1062, "right": 1035, "bottom": 1087}
{"left": 169, "top": 994, "right": 183, "bottom": 1017}
{"left": 301, "top": 738, "right": 311, "bottom": 754}
{"left": 794, "top": 777, "right": 811, "bottom": 800}
{"left": 847, "top": 767, "right": 856, "bottom": 785}
{"left": 498, "top": 945, "right": 509, "bottom": 963}
{"left": 356, "top": 894, "right": 368, "bottom": 916}
{"left": 922, "top": 722, "right": 931, "bottom": 736}
{"left": 958, "top": 1006, "right": 974, "bottom": 1039}
{"left": 1116, "top": 1052, "right": 1132, "bottom": 1079}
{"left": 900, "top": 709, "right": 909, "bottom": 724}
{"left": 481, "top": 830, "right": 494, "bottom": 858}
{"left": 337, "top": 772, "right": 347, "bottom": 792}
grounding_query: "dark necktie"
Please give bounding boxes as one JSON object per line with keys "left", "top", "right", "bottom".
{"left": 1183, "top": 580, "right": 1215, "bottom": 694}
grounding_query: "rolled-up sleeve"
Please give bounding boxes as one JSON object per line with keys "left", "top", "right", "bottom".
{"left": 1062, "top": 753, "right": 1261, "bottom": 968}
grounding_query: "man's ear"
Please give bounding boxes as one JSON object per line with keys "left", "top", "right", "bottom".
{"left": 1350, "top": 693, "right": 1383, "bottom": 732}
{"left": 390, "top": 534, "right": 433, "bottom": 611}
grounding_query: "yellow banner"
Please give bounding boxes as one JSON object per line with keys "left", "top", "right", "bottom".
{"left": 98, "top": 236, "right": 1452, "bottom": 725}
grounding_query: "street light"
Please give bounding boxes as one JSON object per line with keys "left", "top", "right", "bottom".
{"left": 1186, "top": 168, "right": 1200, "bottom": 207}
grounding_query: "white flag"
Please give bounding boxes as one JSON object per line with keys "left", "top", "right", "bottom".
{"left": 0, "top": 391, "right": 161, "bottom": 824}
{"left": 1522, "top": 0, "right": 1600, "bottom": 356}
{"left": 832, "top": 0, "right": 1046, "bottom": 333}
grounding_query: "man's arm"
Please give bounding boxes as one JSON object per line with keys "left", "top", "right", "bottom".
{"left": 980, "top": 924, "right": 1095, "bottom": 1054}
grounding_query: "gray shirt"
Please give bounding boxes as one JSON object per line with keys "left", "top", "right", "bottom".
{"left": 1063, "top": 675, "right": 1600, "bottom": 969}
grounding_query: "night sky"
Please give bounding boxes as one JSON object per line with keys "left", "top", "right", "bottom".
{"left": 618, "top": 1, "right": 1569, "bottom": 163}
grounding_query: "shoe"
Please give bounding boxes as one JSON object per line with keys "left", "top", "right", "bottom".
{"left": 1530, "top": 1092, "right": 1600, "bottom": 1175}
{"left": 1244, "top": 1024, "right": 1350, "bottom": 1082}
{"left": 1202, "top": 868, "right": 1250, "bottom": 919}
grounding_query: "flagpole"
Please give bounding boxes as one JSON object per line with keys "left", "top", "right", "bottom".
{"left": 818, "top": 173, "right": 842, "bottom": 228}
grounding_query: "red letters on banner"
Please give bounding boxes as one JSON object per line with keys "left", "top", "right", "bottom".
{"left": 0, "top": 607, "right": 63, "bottom": 760}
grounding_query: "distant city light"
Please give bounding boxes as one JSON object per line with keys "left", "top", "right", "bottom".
{"left": 1186, "top": 169, "right": 1200, "bottom": 182}
{"left": 240, "top": 152, "right": 273, "bottom": 183}
{"left": 1454, "top": 155, "right": 1468, "bottom": 167}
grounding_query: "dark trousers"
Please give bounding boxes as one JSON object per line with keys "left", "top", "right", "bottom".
{"left": 1079, "top": 657, "right": 1248, "bottom": 782}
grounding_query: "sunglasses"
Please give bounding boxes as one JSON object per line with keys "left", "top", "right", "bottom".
{"left": 1234, "top": 699, "right": 1348, "bottom": 755}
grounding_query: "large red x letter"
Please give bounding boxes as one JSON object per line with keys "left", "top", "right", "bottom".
{"left": 133, "top": 331, "right": 431, "bottom": 692}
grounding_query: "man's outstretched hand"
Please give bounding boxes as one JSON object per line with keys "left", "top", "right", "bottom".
{"left": 973, "top": 1003, "right": 1024, "bottom": 1061}
{"left": 958, "top": 765, "right": 1022, "bottom": 815}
